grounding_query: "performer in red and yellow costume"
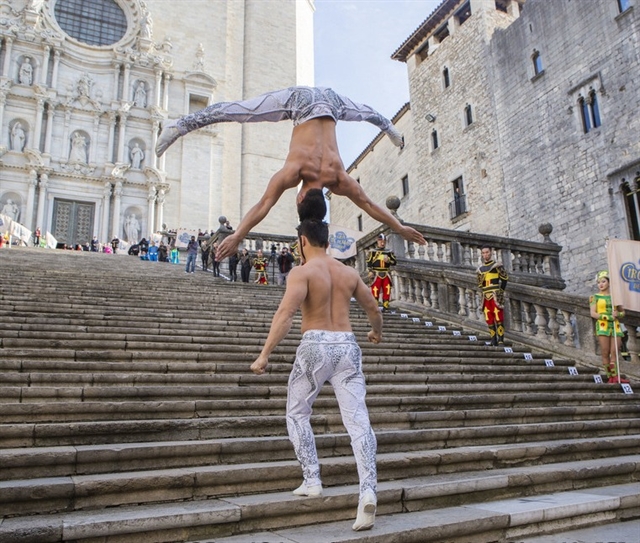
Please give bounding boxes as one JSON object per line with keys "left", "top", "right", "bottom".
{"left": 366, "top": 233, "right": 396, "bottom": 310}
{"left": 253, "top": 249, "right": 269, "bottom": 285}
{"left": 477, "top": 245, "right": 508, "bottom": 345}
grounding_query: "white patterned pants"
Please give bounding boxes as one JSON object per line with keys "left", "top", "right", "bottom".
{"left": 286, "top": 330, "right": 377, "bottom": 499}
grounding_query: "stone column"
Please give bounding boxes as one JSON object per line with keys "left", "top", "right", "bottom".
{"left": 101, "top": 182, "right": 112, "bottom": 242}
{"left": 122, "top": 63, "right": 131, "bottom": 102}
{"left": 117, "top": 112, "right": 128, "bottom": 163}
{"left": 51, "top": 50, "right": 60, "bottom": 87}
{"left": 32, "top": 98, "right": 44, "bottom": 151}
{"left": 41, "top": 46, "right": 50, "bottom": 86}
{"left": 90, "top": 112, "right": 100, "bottom": 163}
{"left": 25, "top": 169, "right": 37, "bottom": 229}
{"left": 35, "top": 173, "right": 48, "bottom": 231}
{"left": 151, "top": 119, "right": 159, "bottom": 169}
{"left": 147, "top": 185, "right": 156, "bottom": 237}
{"left": 162, "top": 74, "right": 171, "bottom": 110}
{"left": 112, "top": 62, "right": 121, "bottom": 100}
{"left": 111, "top": 181, "right": 123, "bottom": 240}
{"left": 154, "top": 69, "right": 163, "bottom": 108}
{"left": 2, "top": 37, "right": 13, "bottom": 77}
{"left": 0, "top": 91, "right": 7, "bottom": 146}
{"left": 156, "top": 188, "right": 165, "bottom": 232}
{"left": 106, "top": 111, "right": 116, "bottom": 163}
{"left": 62, "top": 108, "right": 71, "bottom": 159}
{"left": 43, "top": 103, "right": 54, "bottom": 154}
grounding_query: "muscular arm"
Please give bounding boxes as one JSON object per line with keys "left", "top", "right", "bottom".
{"left": 217, "top": 163, "right": 301, "bottom": 261}
{"left": 334, "top": 173, "right": 426, "bottom": 245}
{"left": 353, "top": 275, "right": 383, "bottom": 343}
{"left": 251, "top": 267, "right": 308, "bottom": 374}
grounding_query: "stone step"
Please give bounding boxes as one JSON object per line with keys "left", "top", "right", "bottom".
{"left": 3, "top": 405, "right": 638, "bottom": 447}
{"left": 0, "top": 463, "right": 637, "bottom": 542}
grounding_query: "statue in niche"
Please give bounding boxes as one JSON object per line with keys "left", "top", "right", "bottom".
{"left": 139, "top": 13, "right": 153, "bottom": 39}
{"left": 69, "top": 133, "right": 88, "bottom": 163}
{"left": 19, "top": 58, "right": 33, "bottom": 85}
{"left": 1, "top": 199, "right": 20, "bottom": 222}
{"left": 124, "top": 213, "right": 141, "bottom": 243}
{"left": 130, "top": 143, "right": 144, "bottom": 169}
{"left": 133, "top": 82, "right": 147, "bottom": 108}
{"left": 77, "top": 75, "right": 91, "bottom": 97}
{"left": 10, "top": 122, "right": 25, "bottom": 151}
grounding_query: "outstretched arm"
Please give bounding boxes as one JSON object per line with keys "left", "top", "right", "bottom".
{"left": 251, "top": 267, "right": 307, "bottom": 374}
{"left": 334, "top": 173, "right": 426, "bottom": 245}
{"left": 353, "top": 275, "right": 383, "bottom": 344}
{"left": 216, "top": 163, "right": 300, "bottom": 261}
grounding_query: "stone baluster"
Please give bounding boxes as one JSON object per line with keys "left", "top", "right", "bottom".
{"left": 522, "top": 301, "right": 533, "bottom": 335}
{"left": 625, "top": 325, "right": 639, "bottom": 363}
{"left": 436, "top": 242, "right": 444, "bottom": 262}
{"left": 458, "top": 286, "right": 467, "bottom": 316}
{"left": 462, "top": 244, "right": 471, "bottom": 266}
{"left": 394, "top": 275, "right": 404, "bottom": 303}
{"left": 426, "top": 240, "right": 434, "bottom": 261}
{"left": 561, "top": 310, "right": 575, "bottom": 347}
{"left": 430, "top": 281, "right": 439, "bottom": 310}
{"left": 547, "top": 307, "right": 560, "bottom": 342}
{"left": 509, "top": 299, "right": 522, "bottom": 332}
{"left": 417, "top": 243, "right": 425, "bottom": 260}
{"left": 533, "top": 304, "right": 548, "bottom": 339}
{"left": 407, "top": 240, "right": 415, "bottom": 259}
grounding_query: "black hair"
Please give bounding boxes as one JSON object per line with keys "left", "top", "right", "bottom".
{"left": 297, "top": 218, "right": 329, "bottom": 247}
{"left": 297, "top": 188, "right": 327, "bottom": 222}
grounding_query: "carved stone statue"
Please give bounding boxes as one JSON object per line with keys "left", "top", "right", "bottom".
{"left": 1, "top": 199, "right": 20, "bottom": 222}
{"left": 130, "top": 143, "right": 144, "bottom": 169}
{"left": 10, "top": 122, "right": 25, "bottom": 152}
{"left": 19, "top": 58, "right": 33, "bottom": 86}
{"left": 69, "top": 133, "right": 88, "bottom": 163}
{"left": 140, "top": 13, "right": 153, "bottom": 39}
{"left": 27, "top": 0, "right": 45, "bottom": 13}
{"left": 124, "top": 213, "right": 141, "bottom": 243}
{"left": 133, "top": 82, "right": 147, "bottom": 108}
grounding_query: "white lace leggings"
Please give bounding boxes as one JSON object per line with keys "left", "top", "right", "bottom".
{"left": 286, "top": 330, "right": 377, "bottom": 499}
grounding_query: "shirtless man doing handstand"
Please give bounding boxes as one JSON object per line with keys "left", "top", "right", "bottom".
{"left": 155, "top": 86, "right": 426, "bottom": 261}
{"left": 250, "top": 216, "right": 382, "bottom": 531}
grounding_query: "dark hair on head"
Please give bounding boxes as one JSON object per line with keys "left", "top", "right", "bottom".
{"left": 297, "top": 218, "right": 329, "bottom": 247}
{"left": 297, "top": 188, "right": 327, "bottom": 222}
{"left": 481, "top": 244, "right": 493, "bottom": 251}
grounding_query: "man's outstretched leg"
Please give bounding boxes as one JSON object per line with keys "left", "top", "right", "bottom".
{"left": 156, "top": 88, "right": 298, "bottom": 156}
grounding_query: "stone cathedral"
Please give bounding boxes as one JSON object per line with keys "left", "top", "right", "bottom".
{"left": 0, "top": 0, "right": 314, "bottom": 247}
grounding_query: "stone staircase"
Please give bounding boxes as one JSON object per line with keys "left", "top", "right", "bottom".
{"left": 0, "top": 247, "right": 638, "bottom": 543}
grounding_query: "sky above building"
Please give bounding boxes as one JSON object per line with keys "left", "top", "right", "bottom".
{"left": 314, "top": 0, "right": 441, "bottom": 166}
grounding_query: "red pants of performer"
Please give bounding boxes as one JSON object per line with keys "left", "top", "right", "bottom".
{"left": 483, "top": 297, "right": 504, "bottom": 345}
{"left": 371, "top": 275, "right": 392, "bottom": 307}
{"left": 256, "top": 272, "right": 268, "bottom": 285}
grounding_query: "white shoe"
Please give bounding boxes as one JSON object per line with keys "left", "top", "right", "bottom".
{"left": 352, "top": 489, "right": 376, "bottom": 531}
{"left": 155, "top": 121, "right": 181, "bottom": 156}
{"left": 292, "top": 483, "right": 323, "bottom": 497}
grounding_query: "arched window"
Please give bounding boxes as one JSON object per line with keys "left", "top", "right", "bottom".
{"left": 443, "top": 67, "right": 450, "bottom": 88}
{"left": 578, "top": 90, "right": 602, "bottom": 133}
{"left": 532, "top": 50, "right": 543, "bottom": 75}
{"left": 618, "top": 0, "right": 631, "bottom": 13}
{"left": 589, "top": 89, "right": 601, "bottom": 129}
{"left": 621, "top": 176, "right": 640, "bottom": 240}
{"left": 464, "top": 104, "right": 473, "bottom": 126}
{"left": 431, "top": 129, "right": 439, "bottom": 150}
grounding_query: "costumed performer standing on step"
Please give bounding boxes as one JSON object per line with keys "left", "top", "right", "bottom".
{"left": 366, "top": 233, "right": 397, "bottom": 311}
{"left": 155, "top": 86, "right": 426, "bottom": 260}
{"left": 477, "top": 245, "right": 509, "bottom": 346}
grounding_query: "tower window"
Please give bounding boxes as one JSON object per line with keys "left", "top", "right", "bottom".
{"left": 357, "top": 214, "right": 363, "bottom": 232}
{"left": 532, "top": 50, "right": 543, "bottom": 75}
{"left": 464, "top": 104, "right": 473, "bottom": 126}
{"left": 401, "top": 175, "right": 409, "bottom": 197}
{"left": 431, "top": 129, "right": 439, "bottom": 150}
{"left": 579, "top": 90, "right": 601, "bottom": 133}
{"left": 450, "top": 177, "right": 467, "bottom": 219}
{"left": 618, "top": 0, "right": 631, "bottom": 13}
{"left": 443, "top": 67, "right": 450, "bottom": 88}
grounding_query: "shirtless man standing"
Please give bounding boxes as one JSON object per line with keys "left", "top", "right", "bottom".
{"left": 250, "top": 217, "right": 383, "bottom": 532}
{"left": 155, "top": 86, "right": 426, "bottom": 260}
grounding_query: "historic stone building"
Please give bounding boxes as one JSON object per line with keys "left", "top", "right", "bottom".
{"left": 0, "top": 0, "right": 314, "bottom": 247}
{"left": 331, "top": 0, "right": 640, "bottom": 295}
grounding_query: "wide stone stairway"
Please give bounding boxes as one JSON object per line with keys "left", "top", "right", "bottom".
{"left": 0, "top": 248, "right": 638, "bottom": 543}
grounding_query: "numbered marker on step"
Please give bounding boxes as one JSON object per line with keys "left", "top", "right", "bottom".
{"left": 468, "top": 335, "right": 477, "bottom": 341}
{"left": 390, "top": 311, "right": 396, "bottom": 315}
{"left": 621, "top": 383, "right": 634, "bottom": 394}
{"left": 438, "top": 325, "right": 447, "bottom": 332}
{"left": 593, "top": 375, "right": 603, "bottom": 384}
{"left": 523, "top": 353, "right": 533, "bottom": 361}
{"left": 545, "top": 359, "right": 555, "bottom": 367}
{"left": 400, "top": 313, "right": 408, "bottom": 319}
{"left": 568, "top": 367, "right": 578, "bottom": 375}
{"left": 412, "top": 317, "right": 420, "bottom": 323}
{"left": 425, "top": 321, "right": 433, "bottom": 327}
{"left": 452, "top": 330, "right": 461, "bottom": 336}
{"left": 503, "top": 347, "right": 513, "bottom": 353}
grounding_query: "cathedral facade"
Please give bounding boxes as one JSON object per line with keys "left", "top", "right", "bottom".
{"left": 0, "top": 0, "right": 314, "bottom": 247}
